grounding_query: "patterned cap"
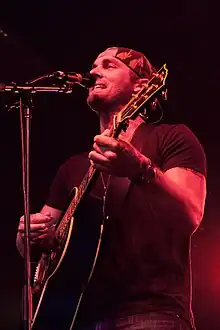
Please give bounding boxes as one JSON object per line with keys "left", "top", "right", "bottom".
{"left": 102, "top": 47, "right": 156, "bottom": 79}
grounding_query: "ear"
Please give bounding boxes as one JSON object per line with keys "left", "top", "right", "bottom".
{"left": 133, "top": 78, "right": 149, "bottom": 93}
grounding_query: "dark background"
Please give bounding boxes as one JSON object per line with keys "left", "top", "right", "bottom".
{"left": 0, "top": 1, "right": 219, "bottom": 329}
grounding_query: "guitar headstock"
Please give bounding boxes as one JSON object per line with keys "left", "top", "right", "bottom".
{"left": 112, "top": 63, "right": 168, "bottom": 137}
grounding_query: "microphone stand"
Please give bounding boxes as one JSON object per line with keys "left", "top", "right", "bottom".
{"left": 0, "top": 81, "right": 77, "bottom": 330}
{"left": 20, "top": 94, "right": 32, "bottom": 330}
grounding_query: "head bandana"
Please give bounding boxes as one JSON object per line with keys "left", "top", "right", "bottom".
{"left": 103, "top": 47, "right": 156, "bottom": 79}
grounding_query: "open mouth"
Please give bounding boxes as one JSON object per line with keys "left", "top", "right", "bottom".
{"left": 93, "top": 84, "right": 106, "bottom": 90}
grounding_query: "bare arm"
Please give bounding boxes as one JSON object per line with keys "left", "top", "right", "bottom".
{"left": 136, "top": 162, "right": 206, "bottom": 234}
{"left": 40, "top": 204, "right": 63, "bottom": 221}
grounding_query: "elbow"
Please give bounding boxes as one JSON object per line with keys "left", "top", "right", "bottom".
{"left": 187, "top": 203, "right": 205, "bottom": 234}
{"left": 177, "top": 195, "right": 205, "bottom": 234}
{"left": 188, "top": 184, "right": 206, "bottom": 233}
{"left": 16, "top": 232, "right": 24, "bottom": 257}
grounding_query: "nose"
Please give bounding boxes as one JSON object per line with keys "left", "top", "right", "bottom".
{"left": 89, "top": 66, "right": 103, "bottom": 79}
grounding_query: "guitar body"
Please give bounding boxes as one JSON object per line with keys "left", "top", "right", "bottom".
{"left": 31, "top": 216, "right": 74, "bottom": 327}
{"left": 31, "top": 192, "right": 103, "bottom": 330}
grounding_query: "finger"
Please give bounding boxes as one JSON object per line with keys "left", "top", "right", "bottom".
{"left": 19, "top": 223, "right": 47, "bottom": 232}
{"left": 103, "top": 150, "right": 117, "bottom": 160}
{"left": 89, "top": 150, "right": 111, "bottom": 166}
{"left": 94, "top": 135, "right": 119, "bottom": 151}
{"left": 20, "top": 230, "right": 48, "bottom": 240}
{"left": 93, "top": 143, "right": 117, "bottom": 159}
{"left": 20, "top": 213, "right": 52, "bottom": 224}
{"left": 93, "top": 142, "right": 106, "bottom": 155}
{"left": 102, "top": 129, "right": 111, "bottom": 137}
{"left": 92, "top": 162, "right": 112, "bottom": 173}
{"left": 32, "top": 232, "right": 53, "bottom": 242}
{"left": 42, "top": 212, "right": 52, "bottom": 217}
{"left": 118, "top": 133, "right": 128, "bottom": 141}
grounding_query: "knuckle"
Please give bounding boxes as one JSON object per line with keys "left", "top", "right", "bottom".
{"left": 89, "top": 151, "right": 94, "bottom": 159}
{"left": 113, "top": 140, "right": 118, "bottom": 149}
{"left": 110, "top": 152, "right": 117, "bottom": 160}
{"left": 103, "top": 129, "right": 110, "bottom": 136}
{"left": 30, "top": 213, "right": 38, "bottom": 221}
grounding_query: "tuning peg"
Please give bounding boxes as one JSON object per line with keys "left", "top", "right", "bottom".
{"left": 162, "top": 89, "right": 168, "bottom": 100}
{"left": 151, "top": 98, "right": 158, "bottom": 110}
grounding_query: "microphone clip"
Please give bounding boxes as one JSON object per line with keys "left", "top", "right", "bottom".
{"left": 49, "top": 71, "right": 95, "bottom": 89}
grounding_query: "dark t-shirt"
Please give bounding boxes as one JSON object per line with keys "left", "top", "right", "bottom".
{"left": 46, "top": 123, "right": 207, "bottom": 328}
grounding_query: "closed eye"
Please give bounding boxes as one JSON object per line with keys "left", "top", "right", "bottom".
{"left": 103, "top": 59, "right": 116, "bottom": 69}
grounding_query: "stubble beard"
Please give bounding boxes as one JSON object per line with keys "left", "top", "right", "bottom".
{"left": 87, "top": 93, "right": 116, "bottom": 115}
{"left": 87, "top": 90, "right": 132, "bottom": 116}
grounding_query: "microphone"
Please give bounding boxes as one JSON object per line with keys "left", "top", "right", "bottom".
{"left": 49, "top": 71, "right": 96, "bottom": 88}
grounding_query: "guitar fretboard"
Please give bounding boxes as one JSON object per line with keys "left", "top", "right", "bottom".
{"left": 56, "top": 165, "right": 98, "bottom": 240}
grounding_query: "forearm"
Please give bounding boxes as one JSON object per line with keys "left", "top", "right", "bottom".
{"left": 134, "top": 156, "right": 205, "bottom": 233}
{"left": 16, "top": 232, "right": 24, "bottom": 257}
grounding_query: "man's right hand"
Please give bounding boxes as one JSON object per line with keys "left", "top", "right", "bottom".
{"left": 18, "top": 212, "right": 55, "bottom": 240}
{"left": 17, "top": 212, "right": 56, "bottom": 256}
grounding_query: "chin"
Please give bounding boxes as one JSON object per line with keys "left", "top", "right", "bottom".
{"left": 87, "top": 94, "right": 108, "bottom": 113}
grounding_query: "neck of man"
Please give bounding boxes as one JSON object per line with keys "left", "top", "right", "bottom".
{"left": 99, "top": 107, "right": 144, "bottom": 141}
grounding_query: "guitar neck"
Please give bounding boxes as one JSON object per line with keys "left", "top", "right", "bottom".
{"left": 76, "top": 165, "right": 100, "bottom": 204}
{"left": 56, "top": 165, "right": 100, "bottom": 237}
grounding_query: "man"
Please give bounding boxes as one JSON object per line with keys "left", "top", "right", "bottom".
{"left": 17, "top": 47, "right": 207, "bottom": 330}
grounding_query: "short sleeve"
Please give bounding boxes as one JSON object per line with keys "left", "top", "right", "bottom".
{"left": 46, "top": 162, "right": 71, "bottom": 211}
{"left": 159, "top": 124, "right": 207, "bottom": 177}
{"left": 46, "top": 152, "right": 90, "bottom": 211}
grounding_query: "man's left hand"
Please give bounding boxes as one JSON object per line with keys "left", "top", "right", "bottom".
{"left": 89, "top": 129, "right": 144, "bottom": 180}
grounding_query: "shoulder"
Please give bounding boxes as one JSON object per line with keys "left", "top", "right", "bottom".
{"left": 138, "top": 122, "right": 205, "bottom": 151}
{"left": 153, "top": 123, "right": 199, "bottom": 138}
{"left": 137, "top": 122, "right": 197, "bottom": 137}
{"left": 60, "top": 151, "right": 90, "bottom": 172}
{"left": 142, "top": 123, "right": 207, "bottom": 177}
{"left": 145, "top": 123, "right": 204, "bottom": 149}
{"left": 159, "top": 123, "right": 205, "bottom": 151}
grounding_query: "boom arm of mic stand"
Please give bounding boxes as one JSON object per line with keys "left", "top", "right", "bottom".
{"left": 0, "top": 83, "right": 75, "bottom": 94}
